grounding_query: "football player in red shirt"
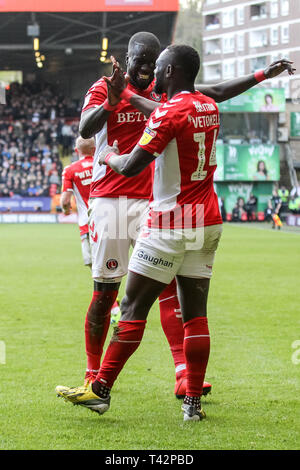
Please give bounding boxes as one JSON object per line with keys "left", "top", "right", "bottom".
{"left": 55, "top": 44, "right": 223, "bottom": 421}
{"left": 61, "top": 136, "right": 95, "bottom": 267}
{"left": 56, "top": 44, "right": 295, "bottom": 421}
{"left": 56, "top": 31, "right": 294, "bottom": 402}
{"left": 61, "top": 136, "right": 121, "bottom": 329}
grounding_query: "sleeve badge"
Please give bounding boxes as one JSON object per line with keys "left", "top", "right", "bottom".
{"left": 139, "top": 127, "right": 157, "bottom": 146}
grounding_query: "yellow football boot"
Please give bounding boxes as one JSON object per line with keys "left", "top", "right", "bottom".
{"left": 55, "top": 383, "right": 110, "bottom": 415}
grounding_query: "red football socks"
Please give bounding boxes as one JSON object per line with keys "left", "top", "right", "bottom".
{"left": 183, "top": 316, "right": 210, "bottom": 397}
{"left": 85, "top": 289, "right": 118, "bottom": 375}
{"left": 94, "top": 320, "right": 146, "bottom": 390}
{"left": 159, "top": 279, "right": 186, "bottom": 380}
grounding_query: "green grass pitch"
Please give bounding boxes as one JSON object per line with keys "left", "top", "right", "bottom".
{"left": 0, "top": 223, "right": 299, "bottom": 450}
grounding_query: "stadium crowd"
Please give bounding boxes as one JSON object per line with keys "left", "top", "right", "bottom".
{"left": 0, "top": 81, "right": 79, "bottom": 198}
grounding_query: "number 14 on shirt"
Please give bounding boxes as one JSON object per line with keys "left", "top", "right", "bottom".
{"left": 191, "top": 129, "right": 218, "bottom": 181}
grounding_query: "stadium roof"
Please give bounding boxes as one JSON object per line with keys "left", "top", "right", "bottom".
{"left": 0, "top": 0, "right": 178, "bottom": 12}
{"left": 0, "top": 5, "right": 179, "bottom": 72}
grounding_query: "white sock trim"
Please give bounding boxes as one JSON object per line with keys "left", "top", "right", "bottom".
{"left": 159, "top": 295, "right": 176, "bottom": 303}
{"left": 184, "top": 335, "right": 210, "bottom": 340}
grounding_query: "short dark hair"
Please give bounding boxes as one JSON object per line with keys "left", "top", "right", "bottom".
{"left": 128, "top": 32, "right": 161, "bottom": 53}
{"left": 166, "top": 44, "right": 200, "bottom": 82}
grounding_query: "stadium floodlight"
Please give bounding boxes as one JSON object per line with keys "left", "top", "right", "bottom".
{"left": 40, "top": 55, "right": 45, "bottom": 61}
{"left": 102, "top": 37, "right": 108, "bottom": 51}
{"left": 27, "top": 24, "right": 40, "bottom": 37}
{"left": 33, "top": 38, "right": 39, "bottom": 51}
{"left": 35, "top": 52, "right": 40, "bottom": 57}
{"left": 101, "top": 51, "right": 107, "bottom": 57}
{"left": 37, "top": 62, "right": 43, "bottom": 68}
{"left": 100, "top": 56, "right": 106, "bottom": 62}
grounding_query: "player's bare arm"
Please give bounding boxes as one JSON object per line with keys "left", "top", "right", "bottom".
{"left": 60, "top": 191, "right": 72, "bottom": 215}
{"left": 79, "top": 107, "right": 111, "bottom": 139}
{"left": 98, "top": 140, "right": 155, "bottom": 177}
{"left": 79, "top": 68, "right": 123, "bottom": 139}
{"left": 122, "top": 93, "right": 159, "bottom": 118}
{"left": 196, "top": 59, "right": 295, "bottom": 102}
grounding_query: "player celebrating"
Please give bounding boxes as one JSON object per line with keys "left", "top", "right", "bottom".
{"left": 55, "top": 44, "right": 223, "bottom": 421}
{"left": 61, "top": 136, "right": 121, "bottom": 334}
{"left": 56, "top": 31, "right": 295, "bottom": 398}
{"left": 61, "top": 32, "right": 213, "bottom": 395}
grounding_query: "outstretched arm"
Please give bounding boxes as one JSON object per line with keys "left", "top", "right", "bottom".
{"left": 196, "top": 59, "right": 295, "bottom": 102}
{"left": 79, "top": 66, "right": 123, "bottom": 139}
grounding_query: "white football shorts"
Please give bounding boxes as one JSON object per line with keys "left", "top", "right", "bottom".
{"left": 80, "top": 233, "right": 92, "bottom": 266}
{"left": 88, "top": 197, "right": 149, "bottom": 282}
{"left": 128, "top": 224, "right": 223, "bottom": 284}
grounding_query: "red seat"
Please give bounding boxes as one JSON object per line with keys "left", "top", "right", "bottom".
{"left": 226, "top": 213, "right": 232, "bottom": 221}
{"left": 257, "top": 212, "right": 265, "bottom": 221}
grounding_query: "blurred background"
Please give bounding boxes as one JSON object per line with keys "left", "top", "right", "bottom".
{"left": 0, "top": 0, "right": 299, "bottom": 227}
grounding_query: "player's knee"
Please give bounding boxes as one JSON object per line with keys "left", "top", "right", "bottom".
{"left": 120, "top": 296, "right": 147, "bottom": 321}
{"left": 119, "top": 296, "right": 135, "bottom": 321}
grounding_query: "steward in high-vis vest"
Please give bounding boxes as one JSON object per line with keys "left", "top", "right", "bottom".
{"left": 278, "top": 186, "right": 289, "bottom": 203}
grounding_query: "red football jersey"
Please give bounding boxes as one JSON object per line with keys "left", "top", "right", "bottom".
{"left": 82, "top": 79, "right": 165, "bottom": 199}
{"left": 62, "top": 156, "right": 93, "bottom": 236}
{"left": 138, "top": 91, "right": 223, "bottom": 229}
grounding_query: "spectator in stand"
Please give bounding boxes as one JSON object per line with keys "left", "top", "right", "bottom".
{"left": 49, "top": 169, "right": 60, "bottom": 186}
{"left": 0, "top": 183, "right": 6, "bottom": 197}
{"left": 27, "top": 182, "right": 37, "bottom": 196}
{"left": 61, "top": 122, "right": 73, "bottom": 156}
{"left": 245, "top": 193, "right": 258, "bottom": 221}
{"left": 237, "top": 197, "right": 247, "bottom": 220}
{"left": 231, "top": 203, "right": 240, "bottom": 222}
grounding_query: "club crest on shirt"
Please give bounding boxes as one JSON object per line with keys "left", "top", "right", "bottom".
{"left": 139, "top": 127, "right": 157, "bottom": 146}
{"left": 150, "top": 91, "right": 162, "bottom": 102}
{"left": 106, "top": 259, "right": 118, "bottom": 270}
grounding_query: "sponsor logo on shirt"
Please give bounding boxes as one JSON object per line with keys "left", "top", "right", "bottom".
{"left": 135, "top": 249, "right": 173, "bottom": 268}
{"left": 139, "top": 127, "right": 157, "bottom": 146}
{"left": 116, "top": 112, "right": 148, "bottom": 123}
